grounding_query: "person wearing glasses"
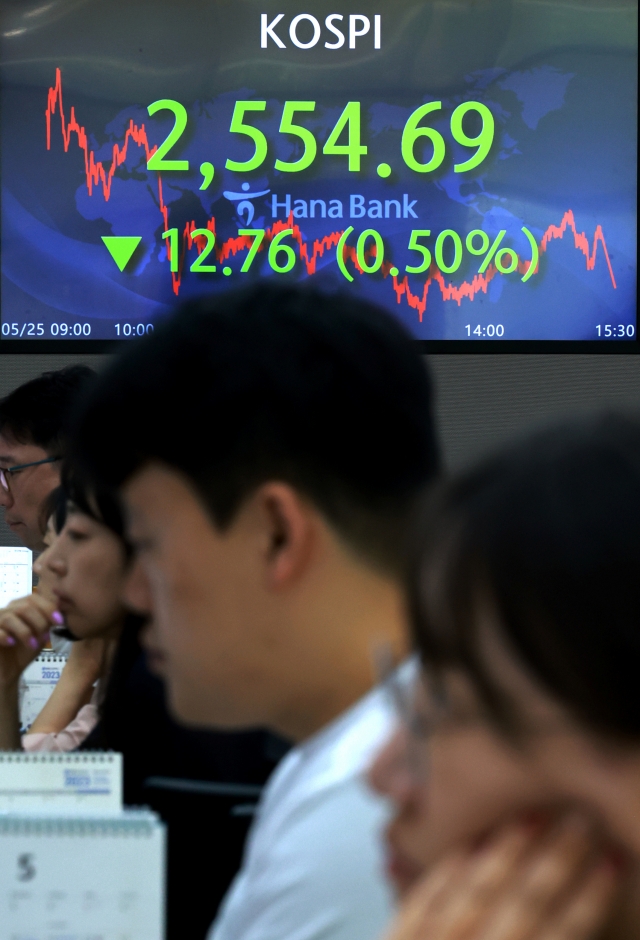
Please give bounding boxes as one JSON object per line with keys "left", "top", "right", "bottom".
{"left": 0, "top": 367, "right": 99, "bottom": 746}
{"left": 369, "top": 415, "right": 640, "bottom": 940}
{"left": 0, "top": 366, "right": 96, "bottom": 551}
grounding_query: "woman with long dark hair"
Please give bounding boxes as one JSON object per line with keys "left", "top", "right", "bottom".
{"left": 371, "top": 414, "right": 640, "bottom": 940}
{"left": 0, "top": 469, "right": 139, "bottom": 750}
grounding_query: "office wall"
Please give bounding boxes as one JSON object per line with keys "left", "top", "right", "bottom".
{"left": 1, "top": 352, "right": 640, "bottom": 546}
{"left": 431, "top": 354, "right": 640, "bottom": 466}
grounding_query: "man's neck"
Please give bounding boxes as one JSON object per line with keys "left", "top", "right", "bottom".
{"left": 272, "top": 558, "right": 407, "bottom": 743}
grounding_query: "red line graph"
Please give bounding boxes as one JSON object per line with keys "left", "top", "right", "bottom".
{"left": 46, "top": 67, "right": 617, "bottom": 318}
{"left": 162, "top": 201, "right": 343, "bottom": 295}
{"left": 389, "top": 209, "right": 617, "bottom": 322}
{"left": 46, "top": 67, "right": 158, "bottom": 199}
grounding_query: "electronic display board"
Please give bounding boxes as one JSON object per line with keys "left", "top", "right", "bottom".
{"left": 0, "top": 0, "right": 637, "bottom": 347}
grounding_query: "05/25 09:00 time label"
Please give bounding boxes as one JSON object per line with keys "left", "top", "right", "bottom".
{"left": 1, "top": 323, "right": 157, "bottom": 337}
{"left": 2, "top": 322, "right": 91, "bottom": 337}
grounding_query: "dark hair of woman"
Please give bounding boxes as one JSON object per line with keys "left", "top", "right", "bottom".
{"left": 407, "top": 413, "right": 640, "bottom": 742}
{"left": 61, "top": 463, "right": 133, "bottom": 557}
{"left": 39, "top": 484, "right": 67, "bottom": 538}
{"left": 55, "top": 463, "right": 146, "bottom": 751}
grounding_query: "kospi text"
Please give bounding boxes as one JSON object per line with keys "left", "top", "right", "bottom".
{"left": 261, "top": 13, "right": 381, "bottom": 50}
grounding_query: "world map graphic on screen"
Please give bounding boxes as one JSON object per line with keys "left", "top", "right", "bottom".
{"left": 1, "top": 1, "right": 636, "bottom": 343}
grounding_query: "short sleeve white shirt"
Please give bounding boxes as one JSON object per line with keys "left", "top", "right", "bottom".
{"left": 208, "top": 682, "right": 397, "bottom": 940}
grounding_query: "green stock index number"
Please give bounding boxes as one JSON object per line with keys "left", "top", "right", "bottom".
{"left": 162, "top": 227, "right": 297, "bottom": 275}
{"left": 161, "top": 225, "right": 538, "bottom": 281}
{"left": 146, "top": 99, "right": 494, "bottom": 175}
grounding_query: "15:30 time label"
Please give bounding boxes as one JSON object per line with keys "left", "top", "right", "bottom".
{"left": 146, "top": 98, "right": 495, "bottom": 180}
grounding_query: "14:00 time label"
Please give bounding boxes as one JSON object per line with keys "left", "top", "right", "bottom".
{"left": 465, "top": 324, "right": 505, "bottom": 338}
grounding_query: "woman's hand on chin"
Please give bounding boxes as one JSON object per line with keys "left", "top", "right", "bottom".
{"left": 0, "top": 594, "right": 58, "bottom": 688}
{"left": 383, "top": 812, "right": 621, "bottom": 940}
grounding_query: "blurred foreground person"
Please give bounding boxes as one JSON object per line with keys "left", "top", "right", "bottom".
{"left": 71, "top": 284, "right": 440, "bottom": 940}
{"left": 371, "top": 414, "right": 640, "bottom": 940}
{"left": 0, "top": 366, "right": 95, "bottom": 550}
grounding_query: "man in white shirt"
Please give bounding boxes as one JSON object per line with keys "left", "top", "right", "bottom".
{"left": 71, "top": 284, "right": 440, "bottom": 940}
{"left": 211, "top": 675, "right": 404, "bottom": 940}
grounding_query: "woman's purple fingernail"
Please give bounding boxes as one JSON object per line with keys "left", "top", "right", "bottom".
{"left": 51, "top": 611, "right": 64, "bottom": 625}
{"left": 29, "top": 637, "right": 39, "bottom": 650}
{"left": 5, "top": 636, "right": 16, "bottom": 647}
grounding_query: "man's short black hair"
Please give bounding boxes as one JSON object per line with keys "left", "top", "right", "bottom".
{"left": 71, "top": 284, "right": 440, "bottom": 574}
{"left": 0, "top": 365, "right": 96, "bottom": 456}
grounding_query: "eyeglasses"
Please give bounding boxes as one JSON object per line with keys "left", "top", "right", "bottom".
{"left": 373, "top": 646, "right": 438, "bottom": 781}
{"left": 377, "top": 647, "right": 578, "bottom": 784}
{"left": 0, "top": 456, "right": 61, "bottom": 493}
{"left": 375, "top": 644, "right": 447, "bottom": 733}
{"left": 375, "top": 645, "right": 486, "bottom": 782}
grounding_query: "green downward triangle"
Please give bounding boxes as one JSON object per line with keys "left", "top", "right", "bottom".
{"left": 102, "top": 236, "right": 142, "bottom": 272}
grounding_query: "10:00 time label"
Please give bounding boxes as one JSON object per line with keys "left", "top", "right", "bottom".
{"left": 115, "top": 323, "right": 155, "bottom": 337}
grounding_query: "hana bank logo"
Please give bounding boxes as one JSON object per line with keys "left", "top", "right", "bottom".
{"left": 223, "top": 181, "right": 271, "bottom": 225}
{"left": 261, "top": 13, "right": 381, "bottom": 50}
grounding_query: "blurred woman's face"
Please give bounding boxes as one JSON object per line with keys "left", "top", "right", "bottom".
{"left": 475, "top": 622, "right": 640, "bottom": 861}
{"left": 369, "top": 652, "right": 640, "bottom": 937}
{"left": 368, "top": 671, "right": 561, "bottom": 897}
{"left": 43, "top": 505, "right": 127, "bottom": 638}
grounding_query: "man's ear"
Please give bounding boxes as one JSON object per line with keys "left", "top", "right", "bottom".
{"left": 253, "top": 482, "right": 317, "bottom": 591}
